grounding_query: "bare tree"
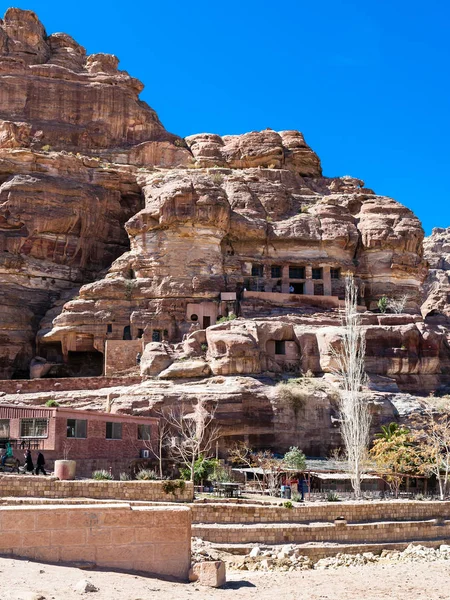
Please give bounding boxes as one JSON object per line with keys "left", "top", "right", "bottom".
{"left": 165, "top": 398, "right": 221, "bottom": 482}
{"left": 411, "top": 402, "right": 450, "bottom": 500}
{"left": 387, "top": 294, "right": 410, "bottom": 314}
{"left": 332, "top": 275, "right": 371, "bottom": 499}
{"left": 146, "top": 408, "right": 172, "bottom": 479}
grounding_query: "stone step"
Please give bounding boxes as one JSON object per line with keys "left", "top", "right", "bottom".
{"left": 209, "top": 539, "right": 450, "bottom": 561}
{"left": 192, "top": 518, "right": 450, "bottom": 545}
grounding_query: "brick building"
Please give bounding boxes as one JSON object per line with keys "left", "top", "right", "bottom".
{"left": 0, "top": 405, "right": 158, "bottom": 477}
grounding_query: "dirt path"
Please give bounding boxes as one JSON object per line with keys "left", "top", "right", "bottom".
{"left": 1, "top": 556, "right": 450, "bottom": 600}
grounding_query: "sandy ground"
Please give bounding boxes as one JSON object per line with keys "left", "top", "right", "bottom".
{"left": 1, "top": 557, "right": 450, "bottom": 600}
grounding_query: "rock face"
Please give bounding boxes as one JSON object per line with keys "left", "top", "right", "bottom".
{"left": 0, "top": 7, "right": 448, "bottom": 454}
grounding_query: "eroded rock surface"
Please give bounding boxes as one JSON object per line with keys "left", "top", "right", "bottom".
{"left": 0, "top": 8, "right": 448, "bottom": 455}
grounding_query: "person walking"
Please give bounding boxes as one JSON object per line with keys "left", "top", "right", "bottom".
{"left": 35, "top": 452, "right": 46, "bottom": 476}
{"left": 24, "top": 449, "right": 34, "bottom": 473}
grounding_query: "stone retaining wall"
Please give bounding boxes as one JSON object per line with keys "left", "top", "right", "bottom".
{"left": 191, "top": 500, "right": 450, "bottom": 524}
{"left": 0, "top": 475, "right": 193, "bottom": 503}
{"left": 192, "top": 518, "right": 450, "bottom": 545}
{"left": 0, "top": 503, "right": 191, "bottom": 579}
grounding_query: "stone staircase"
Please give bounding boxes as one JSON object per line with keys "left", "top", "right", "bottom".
{"left": 191, "top": 500, "right": 450, "bottom": 557}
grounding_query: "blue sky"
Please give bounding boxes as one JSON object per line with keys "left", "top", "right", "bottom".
{"left": 1, "top": 0, "right": 448, "bottom": 235}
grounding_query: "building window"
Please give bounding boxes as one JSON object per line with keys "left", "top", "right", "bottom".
{"left": 138, "top": 424, "right": 151, "bottom": 441}
{"left": 107, "top": 324, "right": 112, "bottom": 333}
{"left": 190, "top": 314, "right": 198, "bottom": 322}
{"left": 152, "top": 330, "right": 162, "bottom": 342}
{"left": 271, "top": 265, "right": 282, "bottom": 279}
{"left": 106, "top": 422, "right": 122, "bottom": 440}
{"left": 312, "top": 268, "right": 323, "bottom": 280}
{"left": 289, "top": 266, "right": 305, "bottom": 279}
{"left": 0, "top": 419, "right": 10, "bottom": 439}
{"left": 331, "top": 268, "right": 341, "bottom": 279}
{"left": 137, "top": 328, "right": 144, "bottom": 339}
{"left": 123, "top": 325, "right": 132, "bottom": 340}
{"left": 275, "top": 341, "right": 286, "bottom": 355}
{"left": 20, "top": 418, "right": 48, "bottom": 438}
{"left": 67, "top": 419, "right": 87, "bottom": 439}
{"left": 251, "top": 264, "right": 264, "bottom": 277}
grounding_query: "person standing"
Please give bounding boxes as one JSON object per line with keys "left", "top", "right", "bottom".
{"left": 35, "top": 452, "right": 46, "bottom": 476}
{"left": 24, "top": 449, "right": 34, "bottom": 473}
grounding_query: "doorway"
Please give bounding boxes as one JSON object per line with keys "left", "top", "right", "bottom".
{"left": 203, "top": 316, "right": 211, "bottom": 329}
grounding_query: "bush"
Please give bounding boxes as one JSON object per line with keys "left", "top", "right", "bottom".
{"left": 283, "top": 500, "right": 293, "bottom": 509}
{"left": 326, "top": 491, "right": 341, "bottom": 502}
{"left": 45, "top": 399, "right": 60, "bottom": 407}
{"left": 201, "top": 343, "right": 208, "bottom": 352}
{"left": 291, "top": 492, "right": 302, "bottom": 502}
{"left": 136, "top": 468, "right": 158, "bottom": 480}
{"left": 378, "top": 296, "right": 388, "bottom": 313}
{"left": 216, "top": 313, "right": 237, "bottom": 324}
{"left": 92, "top": 469, "right": 113, "bottom": 480}
{"left": 119, "top": 472, "right": 130, "bottom": 481}
{"left": 162, "top": 479, "right": 186, "bottom": 495}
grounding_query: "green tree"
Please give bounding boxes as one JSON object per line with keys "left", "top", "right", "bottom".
{"left": 283, "top": 446, "right": 306, "bottom": 471}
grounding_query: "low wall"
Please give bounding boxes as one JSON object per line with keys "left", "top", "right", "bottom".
{"left": 192, "top": 518, "right": 450, "bottom": 545}
{"left": 191, "top": 500, "right": 450, "bottom": 524}
{"left": 0, "top": 503, "right": 191, "bottom": 580}
{"left": 0, "top": 375, "right": 142, "bottom": 394}
{"left": 0, "top": 475, "right": 194, "bottom": 503}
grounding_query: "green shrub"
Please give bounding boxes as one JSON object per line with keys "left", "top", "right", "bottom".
{"left": 291, "top": 492, "right": 302, "bottom": 502}
{"left": 326, "top": 491, "right": 341, "bottom": 502}
{"left": 378, "top": 296, "right": 388, "bottom": 313}
{"left": 92, "top": 469, "right": 113, "bottom": 480}
{"left": 211, "top": 172, "right": 223, "bottom": 184}
{"left": 283, "top": 446, "right": 306, "bottom": 471}
{"left": 284, "top": 501, "right": 293, "bottom": 509}
{"left": 136, "top": 468, "right": 158, "bottom": 480}
{"left": 216, "top": 313, "right": 237, "bottom": 324}
{"left": 162, "top": 479, "right": 186, "bottom": 495}
{"left": 119, "top": 472, "right": 130, "bottom": 481}
{"left": 201, "top": 343, "right": 208, "bottom": 352}
{"left": 45, "top": 399, "right": 60, "bottom": 407}
{"left": 41, "top": 144, "right": 51, "bottom": 152}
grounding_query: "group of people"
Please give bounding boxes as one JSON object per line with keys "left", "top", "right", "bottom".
{"left": 24, "top": 449, "right": 47, "bottom": 475}
{"left": 1, "top": 444, "right": 46, "bottom": 475}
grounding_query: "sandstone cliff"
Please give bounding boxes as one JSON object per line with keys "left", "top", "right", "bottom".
{"left": 0, "top": 8, "right": 447, "bottom": 454}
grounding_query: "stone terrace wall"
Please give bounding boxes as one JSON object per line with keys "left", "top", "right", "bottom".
{"left": 0, "top": 503, "right": 191, "bottom": 580}
{"left": 191, "top": 500, "right": 450, "bottom": 524}
{"left": 0, "top": 475, "right": 193, "bottom": 503}
{"left": 192, "top": 519, "right": 450, "bottom": 545}
{"left": 0, "top": 376, "right": 142, "bottom": 394}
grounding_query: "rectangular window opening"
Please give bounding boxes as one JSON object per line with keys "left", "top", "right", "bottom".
{"left": 152, "top": 330, "right": 162, "bottom": 342}
{"left": 20, "top": 418, "right": 48, "bottom": 438}
{"left": 330, "top": 268, "right": 341, "bottom": 280}
{"left": 312, "top": 268, "right": 323, "bottom": 280}
{"left": 67, "top": 419, "right": 87, "bottom": 439}
{"left": 251, "top": 264, "right": 264, "bottom": 277}
{"left": 138, "top": 424, "right": 151, "bottom": 441}
{"left": 275, "top": 340, "right": 286, "bottom": 355}
{"left": 289, "top": 266, "right": 305, "bottom": 279}
{"left": 0, "top": 419, "right": 10, "bottom": 439}
{"left": 106, "top": 422, "right": 122, "bottom": 440}
{"left": 271, "top": 265, "right": 282, "bottom": 279}
{"left": 107, "top": 324, "right": 113, "bottom": 333}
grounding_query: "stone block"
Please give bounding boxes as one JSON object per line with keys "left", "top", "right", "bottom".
{"left": 189, "top": 561, "right": 226, "bottom": 588}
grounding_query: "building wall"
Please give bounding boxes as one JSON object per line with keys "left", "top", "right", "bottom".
{"left": 104, "top": 339, "right": 143, "bottom": 376}
{"left": 0, "top": 406, "right": 158, "bottom": 477}
{"left": 0, "top": 375, "right": 142, "bottom": 395}
{"left": 0, "top": 503, "right": 191, "bottom": 580}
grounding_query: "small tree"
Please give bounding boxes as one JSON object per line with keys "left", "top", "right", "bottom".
{"left": 165, "top": 399, "right": 221, "bottom": 482}
{"left": 332, "top": 275, "right": 371, "bottom": 499}
{"left": 283, "top": 446, "right": 306, "bottom": 471}
{"left": 378, "top": 296, "right": 388, "bottom": 313}
{"left": 370, "top": 426, "right": 420, "bottom": 498}
{"left": 411, "top": 404, "right": 450, "bottom": 500}
{"left": 146, "top": 408, "right": 172, "bottom": 479}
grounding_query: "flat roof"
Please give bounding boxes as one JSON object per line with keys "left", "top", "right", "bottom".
{"left": 0, "top": 404, "right": 158, "bottom": 422}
